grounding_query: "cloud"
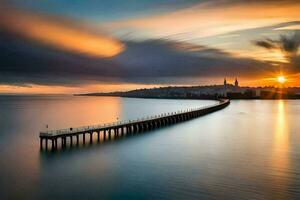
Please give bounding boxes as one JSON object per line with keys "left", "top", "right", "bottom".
{"left": 255, "top": 32, "right": 300, "bottom": 56}
{"left": 114, "top": 40, "right": 266, "bottom": 79}
{"left": 279, "top": 33, "right": 300, "bottom": 54}
{"left": 254, "top": 31, "right": 300, "bottom": 71}
{"left": 105, "top": 0, "right": 300, "bottom": 41}
{"left": 275, "top": 24, "right": 300, "bottom": 30}
{"left": 254, "top": 40, "right": 277, "bottom": 50}
{"left": 0, "top": 5, "right": 124, "bottom": 57}
{"left": 192, "top": 21, "right": 300, "bottom": 64}
{"left": 0, "top": 29, "right": 276, "bottom": 87}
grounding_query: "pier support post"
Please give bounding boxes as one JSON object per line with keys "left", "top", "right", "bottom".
{"left": 114, "top": 129, "right": 118, "bottom": 137}
{"left": 121, "top": 127, "right": 124, "bottom": 136}
{"left": 40, "top": 138, "right": 43, "bottom": 149}
{"left": 97, "top": 132, "right": 100, "bottom": 142}
{"left": 135, "top": 125, "right": 139, "bottom": 132}
{"left": 46, "top": 139, "right": 48, "bottom": 149}
{"left": 83, "top": 133, "right": 86, "bottom": 144}
{"left": 54, "top": 138, "right": 57, "bottom": 149}
{"left": 138, "top": 124, "right": 141, "bottom": 132}
{"left": 90, "top": 133, "right": 93, "bottom": 144}
{"left": 51, "top": 139, "right": 55, "bottom": 150}
{"left": 76, "top": 135, "right": 79, "bottom": 145}
{"left": 62, "top": 137, "right": 66, "bottom": 148}
{"left": 130, "top": 126, "right": 133, "bottom": 134}
{"left": 70, "top": 136, "right": 73, "bottom": 147}
{"left": 61, "top": 137, "right": 63, "bottom": 148}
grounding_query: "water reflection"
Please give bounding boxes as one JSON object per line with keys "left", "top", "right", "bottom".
{"left": 271, "top": 100, "right": 291, "bottom": 199}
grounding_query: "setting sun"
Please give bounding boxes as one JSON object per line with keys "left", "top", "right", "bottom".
{"left": 277, "top": 76, "right": 286, "bottom": 84}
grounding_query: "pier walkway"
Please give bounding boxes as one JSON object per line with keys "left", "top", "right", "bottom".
{"left": 40, "top": 99, "right": 230, "bottom": 150}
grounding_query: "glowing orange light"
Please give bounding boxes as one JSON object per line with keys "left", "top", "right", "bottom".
{"left": 277, "top": 76, "right": 286, "bottom": 84}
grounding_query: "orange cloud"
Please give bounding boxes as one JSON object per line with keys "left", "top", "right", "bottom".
{"left": 0, "top": 7, "right": 124, "bottom": 57}
{"left": 106, "top": 1, "right": 300, "bottom": 39}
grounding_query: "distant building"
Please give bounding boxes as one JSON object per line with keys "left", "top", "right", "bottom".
{"left": 235, "top": 78, "right": 239, "bottom": 87}
{"left": 223, "top": 78, "right": 228, "bottom": 97}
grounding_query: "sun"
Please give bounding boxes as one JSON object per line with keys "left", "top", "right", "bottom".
{"left": 277, "top": 76, "right": 286, "bottom": 84}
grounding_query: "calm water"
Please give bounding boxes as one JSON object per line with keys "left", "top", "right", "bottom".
{"left": 0, "top": 96, "right": 300, "bottom": 200}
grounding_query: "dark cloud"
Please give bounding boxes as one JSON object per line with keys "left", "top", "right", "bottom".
{"left": 279, "top": 33, "right": 300, "bottom": 54}
{"left": 256, "top": 32, "right": 300, "bottom": 53}
{"left": 254, "top": 31, "right": 300, "bottom": 72}
{"left": 254, "top": 40, "right": 277, "bottom": 50}
{"left": 0, "top": 31, "right": 276, "bottom": 86}
{"left": 0, "top": 31, "right": 125, "bottom": 85}
{"left": 113, "top": 40, "right": 273, "bottom": 82}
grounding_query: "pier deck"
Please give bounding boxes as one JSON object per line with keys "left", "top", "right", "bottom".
{"left": 39, "top": 99, "right": 230, "bottom": 150}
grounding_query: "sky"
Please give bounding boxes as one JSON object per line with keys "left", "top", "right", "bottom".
{"left": 1, "top": 0, "right": 300, "bottom": 94}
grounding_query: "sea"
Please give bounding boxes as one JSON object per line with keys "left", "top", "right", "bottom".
{"left": 0, "top": 95, "right": 300, "bottom": 199}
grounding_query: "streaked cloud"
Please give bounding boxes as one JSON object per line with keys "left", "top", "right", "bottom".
{"left": 275, "top": 24, "right": 300, "bottom": 30}
{"left": 194, "top": 21, "right": 300, "bottom": 63}
{"left": 0, "top": 6, "right": 124, "bottom": 57}
{"left": 254, "top": 40, "right": 277, "bottom": 50}
{"left": 105, "top": 1, "right": 300, "bottom": 40}
{"left": 0, "top": 32, "right": 277, "bottom": 88}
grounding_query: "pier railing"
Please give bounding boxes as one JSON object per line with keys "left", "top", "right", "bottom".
{"left": 40, "top": 101, "right": 221, "bottom": 137}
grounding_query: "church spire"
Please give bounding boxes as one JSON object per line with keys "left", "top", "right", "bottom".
{"left": 235, "top": 78, "right": 239, "bottom": 87}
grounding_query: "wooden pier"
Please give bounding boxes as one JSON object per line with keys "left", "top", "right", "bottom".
{"left": 40, "top": 99, "right": 230, "bottom": 150}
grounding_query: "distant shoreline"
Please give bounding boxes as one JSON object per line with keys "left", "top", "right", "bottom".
{"left": 2, "top": 85, "right": 300, "bottom": 99}
{"left": 77, "top": 94, "right": 300, "bottom": 100}
{"left": 75, "top": 93, "right": 221, "bottom": 100}
{"left": 76, "top": 84, "right": 300, "bottom": 100}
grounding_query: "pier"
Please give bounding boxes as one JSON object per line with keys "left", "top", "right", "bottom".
{"left": 40, "top": 99, "right": 230, "bottom": 150}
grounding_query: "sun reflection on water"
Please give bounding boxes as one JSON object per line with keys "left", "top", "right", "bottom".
{"left": 270, "top": 100, "right": 290, "bottom": 198}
